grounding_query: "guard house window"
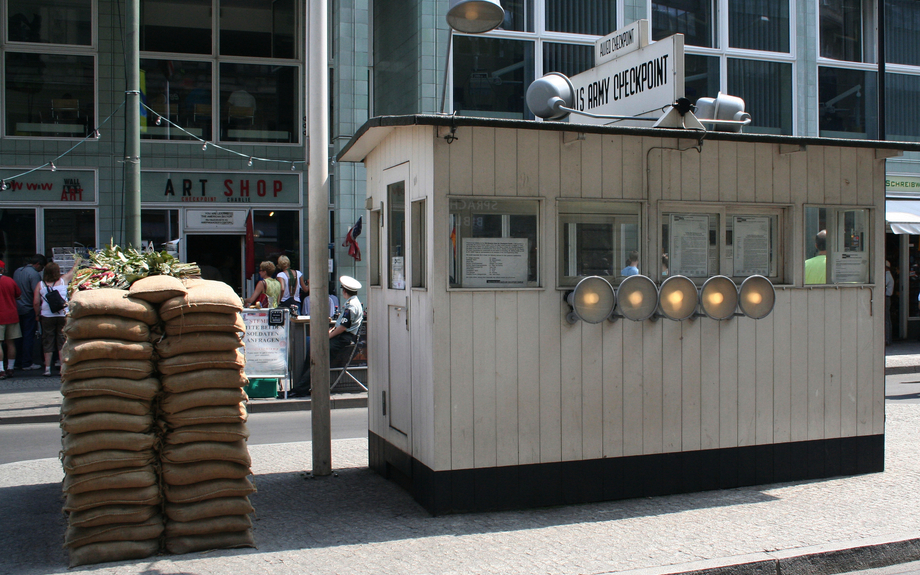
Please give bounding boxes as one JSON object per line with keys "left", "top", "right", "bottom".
{"left": 141, "top": 60, "right": 213, "bottom": 141}
{"left": 369, "top": 210, "right": 381, "bottom": 287}
{"left": 7, "top": 0, "right": 92, "bottom": 46}
{"left": 558, "top": 200, "right": 640, "bottom": 288}
{"left": 804, "top": 206, "right": 870, "bottom": 285}
{"left": 449, "top": 198, "right": 539, "bottom": 289}
{"left": 4, "top": 52, "right": 95, "bottom": 137}
{"left": 411, "top": 199, "right": 427, "bottom": 289}
{"left": 388, "top": 181, "right": 406, "bottom": 290}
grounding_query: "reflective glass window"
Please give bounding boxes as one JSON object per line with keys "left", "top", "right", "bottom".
{"left": 0, "top": 209, "right": 37, "bottom": 269}
{"left": 543, "top": 42, "right": 594, "bottom": 79}
{"left": 220, "top": 0, "right": 295, "bottom": 59}
{"left": 729, "top": 0, "right": 789, "bottom": 53}
{"left": 140, "top": 209, "right": 179, "bottom": 253}
{"left": 7, "top": 0, "right": 91, "bottom": 45}
{"left": 887, "top": 73, "right": 920, "bottom": 142}
{"left": 559, "top": 201, "right": 640, "bottom": 287}
{"left": 887, "top": 0, "right": 920, "bottom": 66}
{"left": 652, "top": 0, "right": 715, "bottom": 48}
{"left": 452, "top": 37, "right": 534, "bottom": 120}
{"left": 727, "top": 58, "right": 792, "bottom": 135}
{"left": 497, "top": 0, "right": 533, "bottom": 32}
{"left": 219, "top": 63, "right": 298, "bottom": 143}
{"left": 4, "top": 52, "right": 94, "bottom": 138}
{"left": 545, "top": 0, "right": 615, "bottom": 36}
{"left": 685, "top": 54, "right": 720, "bottom": 104}
{"left": 140, "top": 0, "right": 212, "bottom": 54}
{"left": 818, "top": 67, "right": 877, "bottom": 138}
{"left": 141, "top": 59, "right": 213, "bottom": 141}
{"left": 44, "top": 209, "right": 95, "bottom": 252}
{"left": 820, "top": 0, "right": 870, "bottom": 62}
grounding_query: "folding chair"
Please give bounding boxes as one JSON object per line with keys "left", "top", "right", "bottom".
{"left": 330, "top": 336, "right": 367, "bottom": 391}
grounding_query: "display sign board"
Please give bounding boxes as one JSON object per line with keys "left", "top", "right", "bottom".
{"left": 241, "top": 309, "right": 290, "bottom": 377}
{"left": 669, "top": 214, "right": 710, "bottom": 277}
{"left": 185, "top": 209, "right": 248, "bottom": 232}
{"left": 886, "top": 175, "right": 920, "bottom": 194}
{"left": 461, "top": 238, "right": 529, "bottom": 287}
{"left": 833, "top": 252, "right": 869, "bottom": 283}
{"left": 595, "top": 20, "right": 649, "bottom": 66}
{"left": 0, "top": 168, "right": 96, "bottom": 203}
{"left": 141, "top": 171, "right": 301, "bottom": 204}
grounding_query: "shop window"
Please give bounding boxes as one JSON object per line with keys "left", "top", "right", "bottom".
{"left": 452, "top": 36, "right": 534, "bottom": 120}
{"left": 252, "top": 210, "right": 300, "bottom": 266}
{"left": 728, "top": 0, "right": 789, "bottom": 53}
{"left": 44, "top": 209, "right": 95, "bottom": 253}
{"left": 141, "top": 60, "right": 212, "bottom": 141}
{"left": 140, "top": 209, "right": 179, "bottom": 254}
{"left": 7, "top": 0, "right": 91, "bottom": 46}
{"left": 558, "top": 200, "right": 640, "bottom": 288}
{"left": 652, "top": 0, "right": 715, "bottom": 48}
{"left": 4, "top": 52, "right": 94, "bottom": 137}
{"left": 220, "top": 0, "right": 295, "bottom": 59}
{"left": 449, "top": 197, "right": 539, "bottom": 289}
{"left": 369, "top": 210, "right": 381, "bottom": 287}
{"left": 819, "top": 67, "right": 878, "bottom": 139}
{"left": 727, "top": 58, "right": 792, "bottom": 135}
{"left": 0, "top": 209, "right": 37, "bottom": 269}
{"left": 411, "top": 199, "right": 426, "bottom": 289}
{"left": 545, "top": 0, "right": 614, "bottom": 36}
{"left": 219, "top": 63, "right": 298, "bottom": 143}
{"left": 804, "top": 206, "right": 870, "bottom": 285}
{"left": 140, "top": 0, "right": 212, "bottom": 55}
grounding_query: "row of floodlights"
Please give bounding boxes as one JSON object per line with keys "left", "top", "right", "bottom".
{"left": 565, "top": 275, "right": 775, "bottom": 324}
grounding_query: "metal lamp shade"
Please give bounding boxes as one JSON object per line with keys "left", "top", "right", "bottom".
{"left": 567, "top": 276, "right": 616, "bottom": 324}
{"left": 658, "top": 275, "right": 699, "bottom": 321}
{"left": 738, "top": 275, "right": 776, "bottom": 319}
{"left": 700, "top": 275, "right": 739, "bottom": 320}
{"left": 447, "top": 0, "right": 505, "bottom": 33}
{"left": 615, "top": 275, "right": 659, "bottom": 321}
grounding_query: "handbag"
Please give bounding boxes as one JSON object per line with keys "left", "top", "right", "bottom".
{"left": 44, "top": 282, "right": 66, "bottom": 314}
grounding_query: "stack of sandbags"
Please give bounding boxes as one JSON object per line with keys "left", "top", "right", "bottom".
{"left": 60, "top": 288, "right": 163, "bottom": 567}
{"left": 154, "top": 279, "right": 256, "bottom": 554}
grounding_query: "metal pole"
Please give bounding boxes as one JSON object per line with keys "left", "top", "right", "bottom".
{"left": 308, "top": 0, "right": 332, "bottom": 476}
{"left": 124, "top": 0, "right": 141, "bottom": 248}
{"left": 878, "top": 0, "right": 886, "bottom": 140}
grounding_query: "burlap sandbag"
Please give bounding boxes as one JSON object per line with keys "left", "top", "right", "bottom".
{"left": 63, "top": 465, "right": 158, "bottom": 495}
{"left": 61, "top": 377, "right": 160, "bottom": 400}
{"left": 165, "top": 529, "right": 254, "bottom": 555}
{"left": 65, "top": 515, "right": 164, "bottom": 548}
{"left": 69, "top": 288, "right": 158, "bottom": 324}
{"left": 63, "top": 450, "right": 155, "bottom": 475}
{"left": 160, "top": 280, "right": 244, "bottom": 321}
{"left": 61, "top": 359, "right": 155, "bottom": 382}
{"left": 68, "top": 504, "right": 159, "bottom": 529}
{"left": 62, "top": 431, "right": 157, "bottom": 457}
{"left": 159, "top": 388, "right": 248, "bottom": 414}
{"left": 163, "top": 477, "right": 256, "bottom": 504}
{"left": 128, "top": 275, "right": 188, "bottom": 303}
{"left": 156, "top": 332, "right": 243, "bottom": 358}
{"left": 161, "top": 440, "right": 251, "bottom": 466}
{"left": 64, "top": 484, "right": 161, "bottom": 512}
{"left": 68, "top": 538, "right": 160, "bottom": 568}
{"left": 164, "top": 496, "right": 254, "bottom": 522}
{"left": 161, "top": 369, "right": 247, "bottom": 394}
{"left": 161, "top": 404, "right": 248, "bottom": 428}
{"left": 61, "top": 412, "right": 154, "bottom": 434}
{"left": 164, "top": 423, "right": 250, "bottom": 445}
{"left": 62, "top": 339, "right": 154, "bottom": 364}
{"left": 61, "top": 396, "right": 152, "bottom": 417}
{"left": 165, "top": 515, "right": 252, "bottom": 538}
{"left": 157, "top": 349, "right": 245, "bottom": 376}
{"left": 161, "top": 461, "right": 252, "bottom": 486}
{"left": 164, "top": 312, "right": 246, "bottom": 336}
{"left": 63, "top": 316, "right": 150, "bottom": 342}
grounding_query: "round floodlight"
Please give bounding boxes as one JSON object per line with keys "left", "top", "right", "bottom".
{"left": 700, "top": 275, "right": 739, "bottom": 320}
{"left": 615, "top": 275, "right": 659, "bottom": 321}
{"left": 526, "top": 72, "right": 575, "bottom": 120}
{"left": 738, "top": 275, "right": 775, "bottom": 319}
{"left": 658, "top": 275, "right": 699, "bottom": 321}
{"left": 447, "top": 0, "right": 505, "bottom": 33}
{"left": 566, "top": 276, "right": 616, "bottom": 324}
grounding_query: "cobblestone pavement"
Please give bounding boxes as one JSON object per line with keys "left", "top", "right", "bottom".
{"left": 2, "top": 403, "right": 919, "bottom": 575}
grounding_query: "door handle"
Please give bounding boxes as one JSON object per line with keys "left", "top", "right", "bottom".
{"left": 393, "top": 306, "right": 406, "bottom": 312}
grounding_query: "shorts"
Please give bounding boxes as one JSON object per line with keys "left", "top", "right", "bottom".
{"left": 41, "top": 316, "right": 66, "bottom": 354}
{"left": 0, "top": 322, "right": 22, "bottom": 340}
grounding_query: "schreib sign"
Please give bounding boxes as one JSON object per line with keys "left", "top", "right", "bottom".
{"left": 141, "top": 171, "right": 301, "bottom": 204}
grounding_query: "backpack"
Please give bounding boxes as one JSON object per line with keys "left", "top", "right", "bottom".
{"left": 44, "top": 282, "right": 66, "bottom": 314}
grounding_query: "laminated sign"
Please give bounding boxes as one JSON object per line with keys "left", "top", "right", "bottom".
{"left": 241, "top": 310, "right": 288, "bottom": 377}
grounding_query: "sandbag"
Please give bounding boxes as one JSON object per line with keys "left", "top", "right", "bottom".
{"left": 163, "top": 477, "right": 256, "bottom": 504}
{"left": 159, "top": 388, "right": 248, "bottom": 414}
{"left": 61, "top": 359, "right": 155, "bottom": 382}
{"left": 63, "top": 316, "right": 150, "bottom": 342}
{"left": 161, "top": 440, "right": 251, "bottom": 466}
{"left": 128, "top": 275, "right": 188, "bottom": 303}
{"left": 61, "top": 395, "right": 152, "bottom": 417}
{"left": 67, "top": 504, "right": 159, "bottom": 529}
{"left": 62, "top": 450, "right": 155, "bottom": 475}
{"left": 61, "top": 412, "right": 154, "bottom": 434}
{"left": 157, "top": 349, "right": 245, "bottom": 376}
{"left": 165, "top": 515, "right": 252, "bottom": 538}
{"left": 65, "top": 515, "right": 164, "bottom": 548}
{"left": 64, "top": 484, "right": 161, "bottom": 512}
{"left": 160, "top": 281, "right": 244, "bottom": 321}
{"left": 156, "top": 332, "right": 243, "bottom": 358}
{"left": 161, "top": 404, "right": 248, "bottom": 428}
{"left": 161, "top": 461, "right": 252, "bottom": 486}
{"left": 165, "top": 529, "right": 254, "bottom": 555}
{"left": 161, "top": 370, "right": 247, "bottom": 394}
{"left": 62, "top": 431, "right": 157, "bottom": 457}
{"left": 68, "top": 538, "right": 161, "bottom": 568}
{"left": 164, "top": 423, "right": 250, "bottom": 445}
{"left": 164, "top": 496, "right": 254, "bottom": 522}
{"left": 62, "top": 339, "right": 154, "bottom": 364}
{"left": 164, "top": 312, "right": 246, "bottom": 336}
{"left": 61, "top": 377, "right": 160, "bottom": 400}
{"left": 63, "top": 465, "right": 157, "bottom": 495}
{"left": 69, "top": 288, "right": 158, "bottom": 325}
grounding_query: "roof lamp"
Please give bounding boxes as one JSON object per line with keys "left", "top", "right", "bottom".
{"left": 566, "top": 276, "right": 616, "bottom": 324}
{"left": 738, "top": 275, "right": 775, "bottom": 319}
{"left": 615, "top": 275, "right": 659, "bottom": 321}
{"left": 447, "top": 0, "right": 505, "bottom": 33}
{"left": 700, "top": 275, "right": 739, "bottom": 320}
{"left": 658, "top": 275, "right": 699, "bottom": 321}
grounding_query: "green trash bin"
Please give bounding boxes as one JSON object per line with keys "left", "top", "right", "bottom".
{"left": 244, "top": 378, "right": 278, "bottom": 399}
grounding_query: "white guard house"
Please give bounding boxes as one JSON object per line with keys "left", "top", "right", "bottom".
{"left": 339, "top": 114, "right": 920, "bottom": 514}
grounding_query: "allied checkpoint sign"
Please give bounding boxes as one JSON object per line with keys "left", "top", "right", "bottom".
{"left": 567, "top": 20, "right": 684, "bottom": 126}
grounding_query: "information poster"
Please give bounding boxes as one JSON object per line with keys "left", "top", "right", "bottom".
{"left": 733, "top": 216, "right": 772, "bottom": 276}
{"left": 833, "top": 252, "right": 869, "bottom": 284}
{"left": 391, "top": 256, "right": 406, "bottom": 289}
{"left": 461, "top": 238, "right": 529, "bottom": 287}
{"left": 670, "top": 214, "right": 710, "bottom": 277}
{"left": 241, "top": 310, "right": 289, "bottom": 377}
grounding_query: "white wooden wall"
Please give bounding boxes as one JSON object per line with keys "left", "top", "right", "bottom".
{"left": 364, "top": 125, "right": 887, "bottom": 474}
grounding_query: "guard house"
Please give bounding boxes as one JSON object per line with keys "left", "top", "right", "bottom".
{"left": 339, "top": 114, "right": 917, "bottom": 515}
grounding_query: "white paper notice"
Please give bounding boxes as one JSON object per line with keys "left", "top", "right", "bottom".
{"left": 670, "top": 214, "right": 710, "bottom": 277}
{"left": 833, "top": 252, "right": 869, "bottom": 283}
{"left": 391, "top": 256, "right": 405, "bottom": 289}
{"left": 461, "top": 238, "right": 529, "bottom": 287}
{"left": 241, "top": 311, "right": 288, "bottom": 377}
{"left": 733, "top": 216, "right": 771, "bottom": 276}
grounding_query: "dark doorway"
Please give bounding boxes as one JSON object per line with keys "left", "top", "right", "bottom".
{"left": 186, "top": 234, "right": 243, "bottom": 295}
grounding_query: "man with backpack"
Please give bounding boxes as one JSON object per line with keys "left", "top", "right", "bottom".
{"left": 0, "top": 260, "right": 23, "bottom": 379}
{"left": 13, "top": 254, "right": 45, "bottom": 371}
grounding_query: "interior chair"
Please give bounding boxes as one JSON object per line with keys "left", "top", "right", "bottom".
{"left": 193, "top": 103, "right": 212, "bottom": 123}
{"left": 227, "top": 105, "right": 255, "bottom": 127}
{"left": 51, "top": 99, "right": 81, "bottom": 123}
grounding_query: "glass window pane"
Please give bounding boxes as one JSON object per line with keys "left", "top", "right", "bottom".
{"left": 141, "top": 0, "right": 212, "bottom": 54}
{"left": 729, "top": 0, "right": 789, "bottom": 52}
{"left": 729, "top": 215, "right": 778, "bottom": 277}
{"left": 684, "top": 54, "right": 720, "bottom": 104}
{"left": 543, "top": 43, "right": 594, "bottom": 78}
{"left": 886, "top": 0, "right": 920, "bottom": 66}
{"left": 452, "top": 36, "right": 534, "bottom": 120}
{"left": 140, "top": 209, "right": 179, "bottom": 254}
{"left": 662, "top": 213, "right": 719, "bottom": 278}
{"left": 820, "top": 0, "right": 868, "bottom": 62}
{"left": 141, "top": 60, "right": 212, "bottom": 141}
{"left": 727, "top": 58, "right": 792, "bottom": 135}
{"left": 219, "top": 63, "right": 298, "bottom": 143}
{"left": 220, "top": 0, "right": 295, "bottom": 59}
{"left": 887, "top": 73, "right": 920, "bottom": 142}
{"left": 653, "top": 0, "right": 715, "bottom": 48}
{"left": 7, "top": 0, "right": 91, "bottom": 45}
{"left": 497, "top": 0, "right": 533, "bottom": 32}
{"left": 411, "top": 200, "right": 426, "bottom": 288}
{"left": 44, "top": 209, "right": 95, "bottom": 252}
{"left": 818, "top": 66, "right": 877, "bottom": 138}
{"left": 388, "top": 182, "right": 406, "bottom": 290}
{"left": 545, "top": 0, "right": 615, "bottom": 36}
{"left": 5, "top": 52, "right": 95, "bottom": 138}
{"left": 558, "top": 201, "right": 640, "bottom": 287}
{"left": 0, "top": 209, "right": 37, "bottom": 269}
{"left": 369, "top": 211, "right": 381, "bottom": 286}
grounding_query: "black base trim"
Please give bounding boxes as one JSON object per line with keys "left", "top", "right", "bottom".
{"left": 368, "top": 432, "right": 885, "bottom": 515}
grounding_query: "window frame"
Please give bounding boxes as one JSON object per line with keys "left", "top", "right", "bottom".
{"left": 556, "top": 199, "right": 643, "bottom": 288}
{"left": 803, "top": 204, "right": 873, "bottom": 286}
{"left": 411, "top": 198, "right": 427, "bottom": 289}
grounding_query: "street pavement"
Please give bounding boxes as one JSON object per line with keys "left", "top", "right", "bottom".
{"left": 2, "top": 345, "right": 920, "bottom": 574}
